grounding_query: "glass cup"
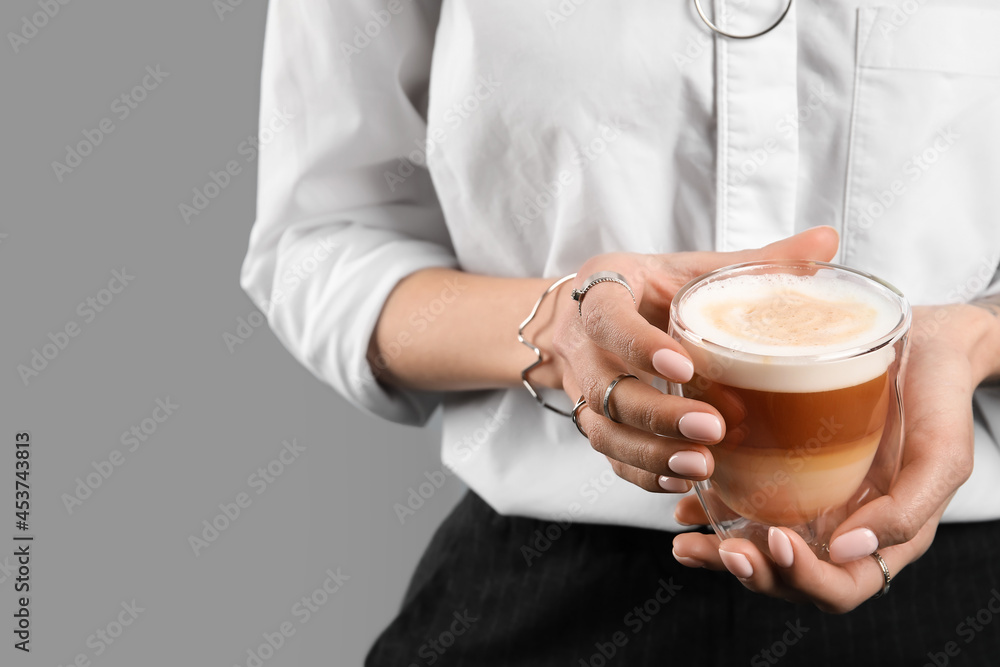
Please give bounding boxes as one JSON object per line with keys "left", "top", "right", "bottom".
{"left": 667, "top": 260, "right": 911, "bottom": 561}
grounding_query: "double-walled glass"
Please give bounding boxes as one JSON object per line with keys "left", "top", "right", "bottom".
{"left": 668, "top": 261, "right": 911, "bottom": 560}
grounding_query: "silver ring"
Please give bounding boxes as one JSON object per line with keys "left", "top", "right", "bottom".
{"left": 870, "top": 551, "right": 891, "bottom": 599}
{"left": 693, "top": 0, "right": 793, "bottom": 40}
{"left": 571, "top": 395, "right": 588, "bottom": 438}
{"left": 570, "top": 272, "right": 636, "bottom": 316}
{"left": 603, "top": 373, "right": 638, "bottom": 423}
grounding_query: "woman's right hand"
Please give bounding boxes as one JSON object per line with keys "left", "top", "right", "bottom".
{"left": 528, "top": 226, "right": 839, "bottom": 495}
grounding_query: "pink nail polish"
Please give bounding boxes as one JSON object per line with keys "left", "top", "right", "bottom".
{"left": 652, "top": 349, "right": 694, "bottom": 382}
{"left": 658, "top": 476, "right": 690, "bottom": 493}
{"left": 668, "top": 451, "right": 708, "bottom": 477}
{"left": 719, "top": 549, "right": 753, "bottom": 579}
{"left": 672, "top": 548, "right": 704, "bottom": 568}
{"left": 829, "top": 528, "right": 879, "bottom": 564}
{"left": 768, "top": 527, "right": 794, "bottom": 568}
{"left": 678, "top": 413, "right": 723, "bottom": 442}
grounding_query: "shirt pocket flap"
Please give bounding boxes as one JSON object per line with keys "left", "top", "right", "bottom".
{"left": 860, "top": 6, "right": 1000, "bottom": 77}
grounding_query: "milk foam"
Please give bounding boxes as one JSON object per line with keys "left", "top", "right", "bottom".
{"left": 677, "top": 272, "right": 903, "bottom": 392}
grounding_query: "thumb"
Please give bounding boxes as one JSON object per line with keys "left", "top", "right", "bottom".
{"left": 732, "top": 225, "right": 839, "bottom": 264}
{"left": 675, "top": 225, "right": 840, "bottom": 279}
{"left": 826, "top": 381, "right": 973, "bottom": 563}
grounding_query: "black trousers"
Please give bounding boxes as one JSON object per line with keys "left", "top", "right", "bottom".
{"left": 367, "top": 491, "right": 1000, "bottom": 667}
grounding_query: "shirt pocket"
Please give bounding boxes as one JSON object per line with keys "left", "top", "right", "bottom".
{"left": 841, "top": 5, "right": 1000, "bottom": 304}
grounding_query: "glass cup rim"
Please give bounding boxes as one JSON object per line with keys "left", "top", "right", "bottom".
{"left": 669, "top": 259, "right": 912, "bottom": 365}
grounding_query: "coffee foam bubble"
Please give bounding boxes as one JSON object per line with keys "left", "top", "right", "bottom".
{"left": 678, "top": 272, "right": 901, "bottom": 392}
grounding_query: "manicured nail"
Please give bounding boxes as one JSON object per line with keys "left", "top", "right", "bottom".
{"left": 678, "top": 413, "right": 723, "bottom": 442}
{"left": 768, "top": 527, "right": 794, "bottom": 568}
{"left": 672, "top": 548, "right": 704, "bottom": 568}
{"left": 829, "top": 528, "right": 879, "bottom": 564}
{"left": 652, "top": 349, "right": 694, "bottom": 382}
{"left": 719, "top": 549, "right": 753, "bottom": 579}
{"left": 658, "top": 476, "right": 690, "bottom": 493}
{"left": 668, "top": 451, "right": 708, "bottom": 477}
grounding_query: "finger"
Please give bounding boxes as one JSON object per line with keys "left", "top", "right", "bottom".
{"left": 674, "top": 494, "right": 710, "bottom": 525}
{"left": 606, "top": 458, "right": 692, "bottom": 494}
{"left": 665, "top": 226, "right": 840, "bottom": 288}
{"left": 672, "top": 531, "right": 800, "bottom": 606}
{"left": 827, "top": 391, "right": 973, "bottom": 563}
{"left": 713, "top": 538, "right": 808, "bottom": 602}
{"left": 577, "top": 283, "right": 696, "bottom": 383}
{"left": 671, "top": 531, "right": 724, "bottom": 570}
{"left": 768, "top": 529, "right": 902, "bottom": 614}
{"left": 573, "top": 353, "right": 725, "bottom": 442}
{"left": 576, "top": 408, "right": 716, "bottom": 481}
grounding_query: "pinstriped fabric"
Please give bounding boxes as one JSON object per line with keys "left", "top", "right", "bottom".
{"left": 367, "top": 492, "right": 1000, "bottom": 666}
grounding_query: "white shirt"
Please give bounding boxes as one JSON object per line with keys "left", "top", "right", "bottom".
{"left": 242, "top": 0, "right": 1000, "bottom": 529}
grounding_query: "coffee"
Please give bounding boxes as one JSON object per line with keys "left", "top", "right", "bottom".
{"left": 676, "top": 272, "right": 901, "bottom": 525}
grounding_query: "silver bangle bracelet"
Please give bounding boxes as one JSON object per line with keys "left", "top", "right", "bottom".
{"left": 518, "top": 273, "right": 577, "bottom": 417}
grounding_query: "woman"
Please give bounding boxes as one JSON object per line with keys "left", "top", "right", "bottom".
{"left": 242, "top": 0, "right": 1000, "bottom": 663}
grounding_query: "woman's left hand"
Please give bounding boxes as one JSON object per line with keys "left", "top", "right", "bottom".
{"left": 671, "top": 304, "right": 998, "bottom": 613}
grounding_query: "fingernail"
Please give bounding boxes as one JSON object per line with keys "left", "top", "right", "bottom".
{"left": 652, "top": 349, "right": 694, "bottom": 382}
{"left": 719, "top": 549, "right": 753, "bottom": 579}
{"left": 678, "top": 413, "right": 723, "bottom": 442}
{"left": 668, "top": 451, "right": 708, "bottom": 477}
{"left": 672, "top": 548, "right": 704, "bottom": 568}
{"left": 829, "top": 528, "right": 879, "bottom": 564}
{"left": 768, "top": 527, "right": 794, "bottom": 568}
{"left": 658, "top": 476, "right": 690, "bottom": 493}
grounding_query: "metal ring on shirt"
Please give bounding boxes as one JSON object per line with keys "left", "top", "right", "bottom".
{"left": 693, "top": 0, "right": 793, "bottom": 40}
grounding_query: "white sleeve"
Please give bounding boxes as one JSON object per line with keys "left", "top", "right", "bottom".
{"left": 241, "top": 0, "right": 455, "bottom": 425}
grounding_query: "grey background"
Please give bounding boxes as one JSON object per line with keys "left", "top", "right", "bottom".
{"left": 3, "top": 1, "right": 463, "bottom": 665}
